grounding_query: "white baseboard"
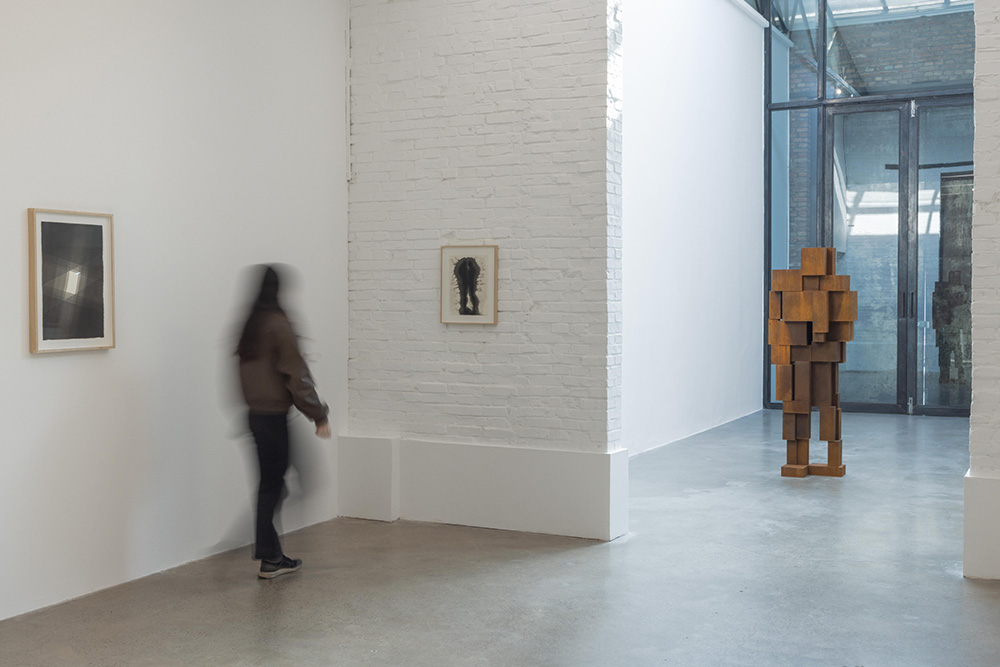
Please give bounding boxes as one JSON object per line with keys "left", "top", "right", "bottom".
{"left": 964, "top": 470, "right": 1000, "bottom": 579}
{"left": 337, "top": 436, "right": 628, "bottom": 541}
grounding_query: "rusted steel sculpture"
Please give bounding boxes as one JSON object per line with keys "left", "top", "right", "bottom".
{"left": 769, "top": 247, "right": 858, "bottom": 478}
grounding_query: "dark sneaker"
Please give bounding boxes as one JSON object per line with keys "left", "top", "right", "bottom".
{"left": 258, "top": 556, "right": 302, "bottom": 579}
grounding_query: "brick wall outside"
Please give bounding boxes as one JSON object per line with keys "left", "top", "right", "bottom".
{"left": 784, "top": 108, "right": 817, "bottom": 269}
{"left": 347, "top": 0, "right": 619, "bottom": 453}
{"left": 832, "top": 12, "right": 974, "bottom": 96}
{"left": 784, "top": 11, "right": 973, "bottom": 101}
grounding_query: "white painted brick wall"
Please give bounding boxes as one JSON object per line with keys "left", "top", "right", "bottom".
{"left": 971, "top": 2, "right": 1000, "bottom": 477}
{"left": 606, "top": 0, "right": 623, "bottom": 450}
{"left": 348, "top": 0, "right": 620, "bottom": 453}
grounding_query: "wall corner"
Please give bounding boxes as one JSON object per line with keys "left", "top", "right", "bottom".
{"left": 337, "top": 435, "right": 401, "bottom": 522}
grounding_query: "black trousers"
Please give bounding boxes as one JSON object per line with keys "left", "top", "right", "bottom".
{"left": 248, "top": 411, "right": 290, "bottom": 561}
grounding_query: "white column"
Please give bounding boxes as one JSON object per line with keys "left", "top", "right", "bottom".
{"left": 965, "top": 1, "right": 1000, "bottom": 580}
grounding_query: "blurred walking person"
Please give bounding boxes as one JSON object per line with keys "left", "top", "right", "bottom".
{"left": 236, "top": 265, "right": 331, "bottom": 579}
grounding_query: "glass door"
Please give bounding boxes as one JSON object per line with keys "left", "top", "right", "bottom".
{"left": 914, "top": 103, "right": 973, "bottom": 413}
{"left": 826, "top": 105, "right": 906, "bottom": 411}
{"left": 822, "top": 100, "right": 973, "bottom": 415}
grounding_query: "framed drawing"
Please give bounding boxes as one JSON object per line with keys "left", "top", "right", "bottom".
{"left": 28, "top": 209, "right": 115, "bottom": 353}
{"left": 441, "top": 245, "right": 498, "bottom": 325}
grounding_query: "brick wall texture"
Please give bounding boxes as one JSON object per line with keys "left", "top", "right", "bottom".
{"left": 347, "top": 0, "right": 621, "bottom": 453}
{"left": 784, "top": 11, "right": 973, "bottom": 101}
{"left": 972, "top": 2, "right": 1000, "bottom": 477}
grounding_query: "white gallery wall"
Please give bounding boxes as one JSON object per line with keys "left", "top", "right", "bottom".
{"left": 622, "top": 0, "right": 766, "bottom": 457}
{"left": 342, "top": 0, "right": 627, "bottom": 540}
{"left": 966, "top": 1, "right": 1000, "bottom": 580}
{"left": 0, "top": 0, "right": 349, "bottom": 621}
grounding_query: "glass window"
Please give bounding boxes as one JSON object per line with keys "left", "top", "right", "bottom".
{"left": 769, "top": 107, "right": 820, "bottom": 403}
{"left": 771, "top": 0, "right": 821, "bottom": 103}
{"left": 827, "top": 1, "right": 974, "bottom": 98}
{"left": 771, "top": 108, "right": 820, "bottom": 271}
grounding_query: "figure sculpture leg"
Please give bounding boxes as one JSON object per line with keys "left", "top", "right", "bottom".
{"left": 781, "top": 361, "right": 845, "bottom": 478}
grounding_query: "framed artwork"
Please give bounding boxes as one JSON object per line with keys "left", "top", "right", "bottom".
{"left": 28, "top": 209, "right": 115, "bottom": 353}
{"left": 440, "top": 245, "right": 498, "bottom": 325}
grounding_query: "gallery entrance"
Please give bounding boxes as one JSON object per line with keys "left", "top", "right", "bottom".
{"left": 823, "top": 100, "right": 972, "bottom": 416}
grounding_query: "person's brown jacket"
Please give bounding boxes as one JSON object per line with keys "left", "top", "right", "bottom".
{"left": 239, "top": 310, "right": 328, "bottom": 424}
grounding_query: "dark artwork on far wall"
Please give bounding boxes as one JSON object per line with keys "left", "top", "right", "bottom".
{"left": 440, "top": 245, "right": 498, "bottom": 325}
{"left": 28, "top": 209, "right": 116, "bottom": 353}
{"left": 41, "top": 221, "right": 105, "bottom": 340}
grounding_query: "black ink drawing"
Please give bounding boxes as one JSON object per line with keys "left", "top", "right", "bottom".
{"left": 454, "top": 257, "right": 481, "bottom": 315}
{"left": 440, "top": 245, "right": 497, "bottom": 325}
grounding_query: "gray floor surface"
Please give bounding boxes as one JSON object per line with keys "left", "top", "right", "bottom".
{"left": 2, "top": 410, "right": 999, "bottom": 666}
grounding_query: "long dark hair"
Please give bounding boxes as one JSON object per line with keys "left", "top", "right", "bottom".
{"left": 236, "top": 265, "right": 283, "bottom": 361}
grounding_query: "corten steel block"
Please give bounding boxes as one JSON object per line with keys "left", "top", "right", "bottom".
{"left": 820, "top": 275, "right": 850, "bottom": 291}
{"left": 784, "top": 439, "right": 810, "bottom": 466}
{"left": 769, "top": 292, "right": 782, "bottom": 319}
{"left": 820, "top": 406, "right": 842, "bottom": 441}
{"left": 825, "top": 247, "right": 836, "bottom": 274}
{"left": 772, "top": 345, "right": 791, "bottom": 365}
{"left": 803, "top": 276, "right": 821, "bottom": 290}
{"left": 808, "top": 463, "right": 846, "bottom": 477}
{"left": 812, "top": 290, "right": 830, "bottom": 332}
{"left": 791, "top": 346, "right": 812, "bottom": 362}
{"left": 776, "top": 364, "right": 793, "bottom": 401}
{"left": 794, "top": 361, "right": 812, "bottom": 402}
{"left": 827, "top": 321, "right": 854, "bottom": 341}
{"left": 811, "top": 342, "right": 843, "bottom": 362}
{"left": 827, "top": 440, "right": 843, "bottom": 467}
{"left": 783, "top": 413, "right": 797, "bottom": 441}
{"left": 783, "top": 400, "right": 810, "bottom": 414}
{"left": 813, "top": 332, "right": 827, "bottom": 342}
{"left": 781, "top": 439, "right": 812, "bottom": 476}
{"left": 781, "top": 291, "right": 813, "bottom": 321}
{"left": 808, "top": 460, "right": 846, "bottom": 477}
{"left": 769, "top": 321, "right": 809, "bottom": 346}
{"left": 772, "top": 269, "right": 803, "bottom": 292}
{"left": 810, "top": 362, "right": 834, "bottom": 406}
{"left": 795, "top": 413, "right": 811, "bottom": 440}
{"left": 801, "top": 247, "right": 829, "bottom": 276}
{"left": 830, "top": 291, "right": 859, "bottom": 321}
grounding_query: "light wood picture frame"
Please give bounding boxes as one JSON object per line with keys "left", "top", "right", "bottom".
{"left": 28, "top": 209, "right": 115, "bottom": 353}
{"left": 440, "top": 245, "right": 498, "bottom": 325}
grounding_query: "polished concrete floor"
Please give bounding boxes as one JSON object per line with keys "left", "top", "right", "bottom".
{"left": 3, "top": 410, "right": 999, "bottom": 666}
